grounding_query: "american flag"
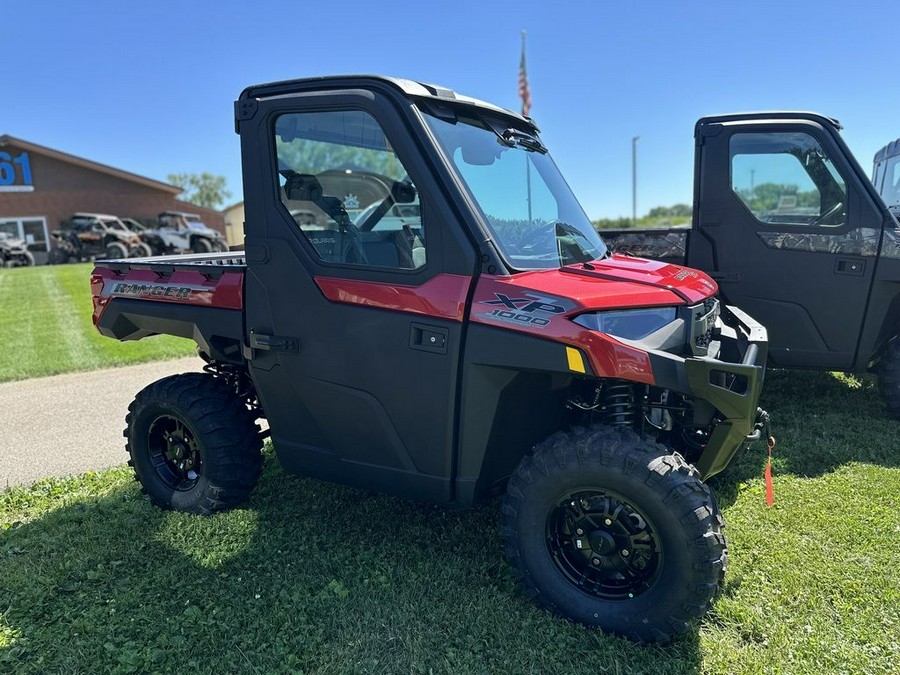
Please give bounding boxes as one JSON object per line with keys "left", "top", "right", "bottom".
{"left": 518, "top": 31, "right": 531, "bottom": 118}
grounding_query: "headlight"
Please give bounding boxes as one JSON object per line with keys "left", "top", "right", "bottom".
{"left": 573, "top": 307, "right": 679, "bottom": 340}
{"left": 573, "top": 300, "right": 721, "bottom": 357}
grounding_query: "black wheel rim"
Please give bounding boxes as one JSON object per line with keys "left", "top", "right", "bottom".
{"left": 546, "top": 489, "right": 662, "bottom": 601}
{"left": 147, "top": 415, "right": 203, "bottom": 491}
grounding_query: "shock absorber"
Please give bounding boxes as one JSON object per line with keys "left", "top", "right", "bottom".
{"left": 599, "top": 381, "right": 636, "bottom": 428}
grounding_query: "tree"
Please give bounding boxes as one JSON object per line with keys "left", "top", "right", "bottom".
{"left": 167, "top": 173, "right": 232, "bottom": 210}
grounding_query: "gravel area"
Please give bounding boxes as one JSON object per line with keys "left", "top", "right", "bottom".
{"left": 0, "top": 357, "right": 203, "bottom": 488}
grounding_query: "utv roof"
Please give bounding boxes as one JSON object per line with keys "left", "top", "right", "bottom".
{"left": 237, "top": 74, "right": 532, "bottom": 128}
{"left": 696, "top": 111, "right": 843, "bottom": 132}
{"left": 73, "top": 212, "right": 121, "bottom": 220}
{"left": 874, "top": 138, "right": 900, "bottom": 163}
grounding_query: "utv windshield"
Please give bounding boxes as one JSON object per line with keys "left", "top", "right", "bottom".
{"left": 424, "top": 111, "right": 607, "bottom": 269}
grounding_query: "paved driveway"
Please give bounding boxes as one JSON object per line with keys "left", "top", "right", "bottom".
{"left": 0, "top": 357, "right": 202, "bottom": 488}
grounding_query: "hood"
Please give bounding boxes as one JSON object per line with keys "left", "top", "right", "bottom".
{"left": 492, "top": 254, "right": 718, "bottom": 312}
{"left": 137, "top": 227, "right": 165, "bottom": 238}
{"left": 0, "top": 235, "right": 27, "bottom": 250}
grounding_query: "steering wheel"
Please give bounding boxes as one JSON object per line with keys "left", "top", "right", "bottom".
{"left": 513, "top": 221, "right": 557, "bottom": 255}
{"left": 357, "top": 193, "right": 395, "bottom": 232}
{"left": 812, "top": 201, "right": 844, "bottom": 226}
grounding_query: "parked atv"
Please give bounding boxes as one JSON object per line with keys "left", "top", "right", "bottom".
{"left": 50, "top": 213, "right": 150, "bottom": 263}
{"left": 0, "top": 232, "right": 35, "bottom": 267}
{"left": 120, "top": 217, "right": 166, "bottom": 257}
{"left": 91, "top": 75, "right": 772, "bottom": 643}
{"left": 155, "top": 211, "right": 228, "bottom": 253}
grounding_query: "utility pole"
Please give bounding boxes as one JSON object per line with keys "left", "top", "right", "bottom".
{"left": 632, "top": 136, "right": 640, "bottom": 226}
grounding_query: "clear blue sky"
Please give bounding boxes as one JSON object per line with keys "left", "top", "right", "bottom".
{"left": 4, "top": 0, "right": 898, "bottom": 219}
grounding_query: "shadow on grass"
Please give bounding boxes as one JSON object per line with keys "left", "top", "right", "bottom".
{"left": 710, "top": 369, "right": 900, "bottom": 508}
{"left": 1, "top": 458, "right": 705, "bottom": 675}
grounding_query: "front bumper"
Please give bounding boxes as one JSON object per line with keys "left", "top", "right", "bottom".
{"left": 644, "top": 305, "right": 769, "bottom": 479}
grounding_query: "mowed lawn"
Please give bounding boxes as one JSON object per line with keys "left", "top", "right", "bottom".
{"left": 1, "top": 369, "right": 898, "bottom": 673}
{"left": 0, "top": 264, "right": 194, "bottom": 382}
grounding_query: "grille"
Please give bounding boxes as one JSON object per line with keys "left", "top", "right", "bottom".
{"left": 689, "top": 297, "right": 720, "bottom": 356}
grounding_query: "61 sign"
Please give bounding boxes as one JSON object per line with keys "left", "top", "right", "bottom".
{"left": 0, "top": 151, "right": 34, "bottom": 192}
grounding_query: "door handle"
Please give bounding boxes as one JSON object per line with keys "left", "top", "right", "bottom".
{"left": 249, "top": 332, "right": 299, "bottom": 352}
{"left": 409, "top": 323, "right": 448, "bottom": 354}
{"left": 834, "top": 257, "right": 865, "bottom": 276}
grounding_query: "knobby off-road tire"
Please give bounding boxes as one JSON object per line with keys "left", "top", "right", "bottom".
{"left": 133, "top": 242, "right": 153, "bottom": 258}
{"left": 125, "top": 373, "right": 263, "bottom": 514}
{"left": 878, "top": 335, "right": 900, "bottom": 419}
{"left": 502, "top": 425, "right": 727, "bottom": 643}
{"left": 105, "top": 241, "right": 129, "bottom": 259}
{"left": 48, "top": 247, "right": 70, "bottom": 265}
{"left": 191, "top": 237, "right": 213, "bottom": 253}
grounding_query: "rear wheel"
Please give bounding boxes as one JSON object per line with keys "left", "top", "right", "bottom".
{"left": 133, "top": 242, "right": 153, "bottom": 258}
{"left": 878, "top": 336, "right": 900, "bottom": 418}
{"left": 125, "top": 373, "right": 263, "bottom": 514}
{"left": 48, "top": 247, "right": 70, "bottom": 265}
{"left": 502, "top": 425, "right": 727, "bottom": 643}
{"left": 191, "top": 237, "right": 213, "bottom": 253}
{"left": 21, "top": 251, "right": 35, "bottom": 266}
{"left": 105, "top": 241, "right": 128, "bottom": 259}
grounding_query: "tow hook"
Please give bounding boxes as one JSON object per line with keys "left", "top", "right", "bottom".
{"left": 753, "top": 407, "right": 778, "bottom": 506}
{"left": 746, "top": 407, "right": 774, "bottom": 445}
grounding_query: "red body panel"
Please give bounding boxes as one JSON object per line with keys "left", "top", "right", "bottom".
{"left": 91, "top": 266, "right": 244, "bottom": 326}
{"left": 313, "top": 273, "right": 471, "bottom": 322}
{"left": 521, "top": 255, "right": 718, "bottom": 308}
{"left": 306, "top": 256, "right": 715, "bottom": 384}
{"left": 91, "top": 253, "right": 714, "bottom": 387}
{"left": 469, "top": 256, "right": 718, "bottom": 384}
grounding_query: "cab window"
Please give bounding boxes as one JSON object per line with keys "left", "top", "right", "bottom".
{"left": 730, "top": 132, "right": 847, "bottom": 227}
{"left": 274, "top": 110, "right": 425, "bottom": 270}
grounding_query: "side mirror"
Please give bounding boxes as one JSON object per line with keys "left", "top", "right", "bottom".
{"left": 283, "top": 172, "right": 324, "bottom": 202}
{"left": 391, "top": 180, "right": 417, "bottom": 204}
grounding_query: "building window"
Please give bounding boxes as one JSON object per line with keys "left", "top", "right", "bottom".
{"left": 0, "top": 217, "right": 49, "bottom": 253}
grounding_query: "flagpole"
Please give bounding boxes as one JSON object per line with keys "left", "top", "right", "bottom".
{"left": 521, "top": 30, "right": 533, "bottom": 223}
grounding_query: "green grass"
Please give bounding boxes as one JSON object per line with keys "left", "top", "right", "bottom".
{"left": 0, "top": 264, "right": 194, "bottom": 382}
{"left": 1, "top": 371, "right": 897, "bottom": 673}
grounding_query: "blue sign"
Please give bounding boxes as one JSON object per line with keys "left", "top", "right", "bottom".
{"left": 0, "top": 151, "right": 34, "bottom": 192}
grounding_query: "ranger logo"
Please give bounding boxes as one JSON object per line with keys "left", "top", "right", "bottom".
{"left": 111, "top": 282, "right": 193, "bottom": 300}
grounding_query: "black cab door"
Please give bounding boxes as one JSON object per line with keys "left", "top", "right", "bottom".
{"left": 690, "top": 115, "right": 884, "bottom": 369}
{"left": 237, "top": 85, "right": 478, "bottom": 501}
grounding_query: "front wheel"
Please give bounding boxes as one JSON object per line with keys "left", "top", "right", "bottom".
{"left": 502, "top": 426, "right": 726, "bottom": 643}
{"left": 125, "top": 373, "right": 263, "bottom": 514}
